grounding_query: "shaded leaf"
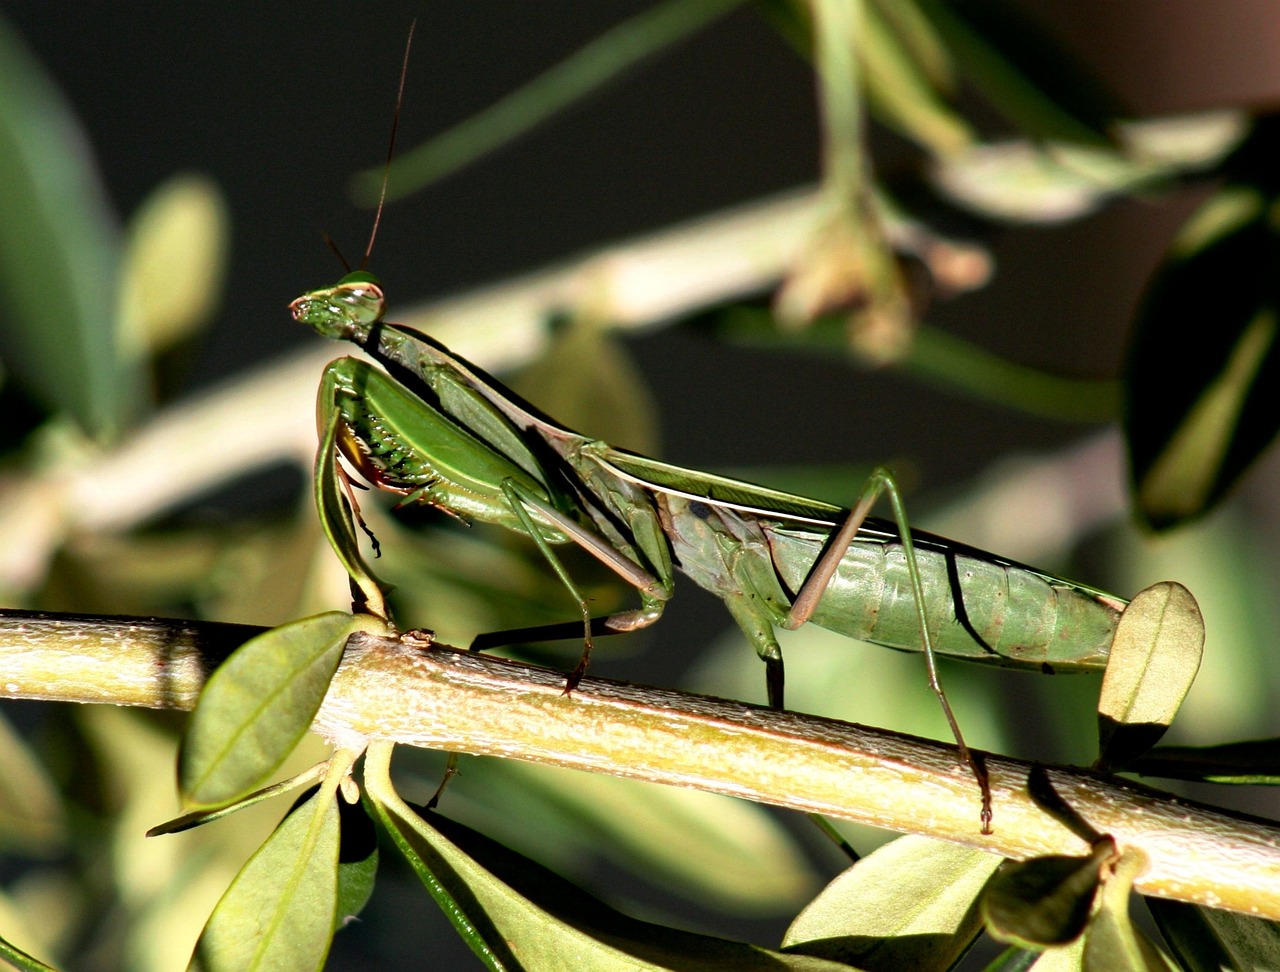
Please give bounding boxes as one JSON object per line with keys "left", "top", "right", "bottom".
{"left": 463, "top": 758, "right": 815, "bottom": 913}
{"left": 0, "top": 706, "right": 65, "bottom": 852}
{"left": 510, "top": 320, "right": 659, "bottom": 455}
{"left": 982, "top": 842, "right": 1113, "bottom": 948}
{"left": 336, "top": 796, "right": 379, "bottom": 926}
{"left": 783, "top": 834, "right": 1001, "bottom": 970}
{"left": 180, "top": 612, "right": 366, "bottom": 809}
{"left": 1148, "top": 898, "right": 1280, "bottom": 972}
{"left": 1127, "top": 125, "right": 1280, "bottom": 529}
{"left": 193, "top": 790, "right": 340, "bottom": 972}
{"left": 913, "top": 0, "right": 1119, "bottom": 146}
{"left": 1131, "top": 737, "right": 1280, "bottom": 785}
{"left": 1080, "top": 848, "right": 1173, "bottom": 971}
{"left": 366, "top": 766, "right": 854, "bottom": 971}
{"left": 1097, "top": 582, "right": 1204, "bottom": 770}
{"left": 0, "top": 12, "right": 140, "bottom": 440}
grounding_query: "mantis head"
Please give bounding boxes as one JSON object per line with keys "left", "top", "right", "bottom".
{"left": 290, "top": 270, "right": 387, "bottom": 340}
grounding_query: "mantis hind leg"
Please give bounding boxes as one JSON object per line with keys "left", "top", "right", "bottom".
{"left": 784, "top": 466, "right": 992, "bottom": 833}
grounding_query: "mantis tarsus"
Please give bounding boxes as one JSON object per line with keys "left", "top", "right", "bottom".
{"left": 292, "top": 272, "right": 1129, "bottom": 833}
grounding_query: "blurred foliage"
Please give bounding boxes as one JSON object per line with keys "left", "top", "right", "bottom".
{"left": 0, "top": 2, "right": 1278, "bottom": 970}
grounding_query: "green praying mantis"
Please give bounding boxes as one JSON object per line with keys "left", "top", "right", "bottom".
{"left": 292, "top": 270, "right": 1129, "bottom": 832}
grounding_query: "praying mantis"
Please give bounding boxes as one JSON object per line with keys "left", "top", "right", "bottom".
{"left": 292, "top": 270, "right": 1129, "bottom": 831}
{"left": 287, "top": 23, "right": 1132, "bottom": 830}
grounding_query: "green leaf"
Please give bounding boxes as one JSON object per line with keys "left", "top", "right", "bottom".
{"left": 0, "top": 12, "right": 141, "bottom": 440}
{"left": 1080, "top": 849, "right": 1174, "bottom": 971}
{"left": 363, "top": 748, "right": 854, "bottom": 971}
{"left": 192, "top": 789, "right": 341, "bottom": 972}
{"left": 860, "top": 0, "right": 973, "bottom": 156}
{"left": 783, "top": 834, "right": 1001, "bottom": 970}
{"left": 180, "top": 612, "right": 365, "bottom": 809}
{"left": 1131, "top": 737, "right": 1280, "bottom": 785}
{"left": 1097, "top": 582, "right": 1204, "bottom": 771}
{"left": 510, "top": 321, "right": 660, "bottom": 455}
{"left": 0, "top": 932, "right": 59, "bottom": 972}
{"left": 357, "top": 0, "right": 743, "bottom": 203}
{"left": 1147, "top": 898, "right": 1280, "bottom": 972}
{"left": 461, "top": 758, "right": 816, "bottom": 913}
{"left": 1126, "top": 141, "right": 1280, "bottom": 528}
{"left": 982, "top": 843, "right": 1113, "bottom": 948}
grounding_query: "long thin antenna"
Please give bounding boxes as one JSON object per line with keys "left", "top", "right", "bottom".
{"left": 361, "top": 20, "right": 416, "bottom": 270}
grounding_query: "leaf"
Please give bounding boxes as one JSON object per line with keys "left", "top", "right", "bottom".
{"left": 192, "top": 789, "right": 341, "bottom": 972}
{"left": 860, "top": 0, "right": 973, "bottom": 157}
{"left": 1131, "top": 737, "right": 1280, "bottom": 785}
{"left": 1097, "top": 582, "right": 1204, "bottom": 771}
{"left": 462, "top": 758, "right": 816, "bottom": 913}
{"left": 783, "top": 834, "right": 1001, "bottom": 970}
{"left": 1147, "top": 898, "right": 1280, "bottom": 972}
{"left": 0, "top": 933, "right": 59, "bottom": 972}
{"left": 363, "top": 749, "right": 854, "bottom": 971}
{"left": 982, "top": 842, "right": 1113, "bottom": 948}
{"left": 180, "top": 612, "right": 366, "bottom": 809}
{"left": 336, "top": 796, "right": 379, "bottom": 926}
{"left": 0, "top": 12, "right": 141, "bottom": 440}
{"left": 1080, "top": 849, "right": 1174, "bottom": 971}
{"left": 1126, "top": 128, "right": 1280, "bottom": 529}
{"left": 118, "top": 173, "right": 229, "bottom": 360}
{"left": 357, "top": 0, "right": 743, "bottom": 203}
{"left": 913, "top": 0, "right": 1120, "bottom": 146}
{"left": 932, "top": 113, "right": 1244, "bottom": 225}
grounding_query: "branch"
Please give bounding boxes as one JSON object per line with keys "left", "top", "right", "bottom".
{"left": 2, "top": 609, "right": 1275, "bottom": 921}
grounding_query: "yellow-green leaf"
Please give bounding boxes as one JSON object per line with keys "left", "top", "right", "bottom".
{"left": 192, "top": 790, "right": 340, "bottom": 972}
{"left": 1097, "top": 582, "right": 1204, "bottom": 770}
{"left": 180, "top": 612, "right": 366, "bottom": 809}
{"left": 783, "top": 835, "right": 1001, "bottom": 970}
{"left": 118, "top": 173, "right": 229, "bottom": 360}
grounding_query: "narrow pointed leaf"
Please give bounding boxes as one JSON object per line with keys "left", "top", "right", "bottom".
{"left": 1131, "top": 737, "right": 1280, "bottom": 785}
{"left": 180, "top": 612, "right": 364, "bottom": 808}
{"left": 1148, "top": 898, "right": 1280, "bottom": 972}
{"left": 193, "top": 791, "right": 341, "bottom": 972}
{"left": 0, "top": 933, "right": 59, "bottom": 972}
{"left": 1097, "top": 582, "right": 1204, "bottom": 770}
{"left": 368, "top": 783, "right": 853, "bottom": 971}
{"left": 913, "top": 0, "right": 1119, "bottom": 146}
{"left": 783, "top": 834, "right": 1000, "bottom": 970}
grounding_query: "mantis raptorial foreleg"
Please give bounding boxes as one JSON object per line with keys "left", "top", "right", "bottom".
{"left": 783, "top": 466, "right": 992, "bottom": 833}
